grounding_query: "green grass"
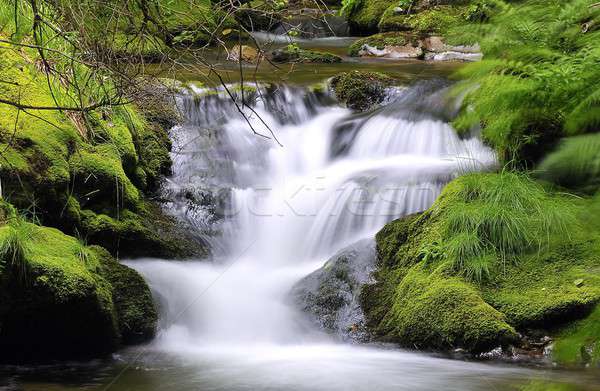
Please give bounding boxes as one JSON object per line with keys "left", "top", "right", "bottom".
{"left": 431, "top": 172, "right": 578, "bottom": 282}
{"left": 0, "top": 224, "right": 30, "bottom": 283}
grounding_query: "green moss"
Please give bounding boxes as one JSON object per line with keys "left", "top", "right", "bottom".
{"left": 330, "top": 71, "right": 396, "bottom": 111}
{"left": 482, "top": 241, "right": 600, "bottom": 328}
{"left": 0, "top": 217, "right": 157, "bottom": 360}
{"left": 271, "top": 46, "right": 342, "bottom": 63}
{"left": 69, "top": 144, "right": 140, "bottom": 209}
{"left": 553, "top": 304, "right": 600, "bottom": 366}
{"left": 0, "top": 31, "right": 189, "bottom": 258}
{"left": 347, "top": 0, "right": 395, "bottom": 34}
{"left": 0, "top": 220, "right": 118, "bottom": 360}
{"left": 96, "top": 247, "right": 157, "bottom": 344}
{"left": 348, "top": 32, "right": 413, "bottom": 56}
{"left": 379, "top": 5, "right": 469, "bottom": 34}
{"left": 80, "top": 203, "right": 203, "bottom": 259}
{"left": 361, "top": 259, "right": 518, "bottom": 353}
{"left": 375, "top": 213, "right": 421, "bottom": 268}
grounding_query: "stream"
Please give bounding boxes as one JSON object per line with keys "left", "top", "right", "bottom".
{"left": 3, "top": 38, "right": 600, "bottom": 391}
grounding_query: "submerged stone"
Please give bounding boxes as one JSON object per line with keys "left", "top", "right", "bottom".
{"left": 290, "top": 239, "right": 377, "bottom": 341}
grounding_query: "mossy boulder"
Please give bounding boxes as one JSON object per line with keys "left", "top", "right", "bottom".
{"left": 552, "top": 304, "right": 600, "bottom": 366}
{"left": 270, "top": 47, "right": 342, "bottom": 63}
{"left": 368, "top": 264, "right": 518, "bottom": 352}
{"left": 0, "top": 219, "right": 157, "bottom": 362}
{"left": 361, "top": 172, "right": 600, "bottom": 354}
{"left": 97, "top": 248, "right": 157, "bottom": 344}
{"left": 379, "top": 5, "right": 469, "bottom": 34}
{"left": 330, "top": 71, "right": 396, "bottom": 111}
{"left": 346, "top": 0, "right": 395, "bottom": 34}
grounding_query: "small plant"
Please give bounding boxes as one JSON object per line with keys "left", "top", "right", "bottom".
{"left": 286, "top": 42, "right": 300, "bottom": 53}
{"left": 434, "top": 172, "right": 578, "bottom": 282}
{"left": 0, "top": 224, "right": 30, "bottom": 284}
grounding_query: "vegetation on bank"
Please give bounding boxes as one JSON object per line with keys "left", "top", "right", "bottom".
{"left": 363, "top": 173, "right": 600, "bottom": 359}
{"left": 0, "top": 0, "right": 218, "bottom": 361}
{"left": 353, "top": 0, "right": 600, "bottom": 365}
{"left": 0, "top": 202, "right": 156, "bottom": 361}
{"left": 0, "top": 2, "right": 201, "bottom": 258}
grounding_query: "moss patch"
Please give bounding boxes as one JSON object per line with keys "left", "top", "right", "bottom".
{"left": 346, "top": 0, "right": 396, "bottom": 34}
{"left": 0, "top": 218, "right": 157, "bottom": 361}
{"left": 374, "top": 264, "right": 518, "bottom": 352}
{"left": 379, "top": 5, "right": 469, "bottom": 34}
{"left": 271, "top": 47, "right": 342, "bottom": 63}
{"left": 553, "top": 304, "right": 600, "bottom": 366}
{"left": 0, "top": 32, "right": 195, "bottom": 258}
{"left": 330, "top": 71, "right": 396, "bottom": 111}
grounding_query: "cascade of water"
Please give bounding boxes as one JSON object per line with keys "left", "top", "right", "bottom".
{"left": 131, "top": 80, "right": 496, "bottom": 348}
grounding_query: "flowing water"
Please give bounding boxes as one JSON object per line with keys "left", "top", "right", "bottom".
{"left": 4, "top": 75, "right": 599, "bottom": 391}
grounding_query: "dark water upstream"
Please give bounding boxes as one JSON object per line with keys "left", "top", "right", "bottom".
{"left": 3, "top": 38, "right": 600, "bottom": 391}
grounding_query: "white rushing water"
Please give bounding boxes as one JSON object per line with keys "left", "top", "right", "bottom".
{"left": 123, "top": 82, "right": 532, "bottom": 390}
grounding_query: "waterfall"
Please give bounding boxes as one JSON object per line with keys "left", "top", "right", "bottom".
{"left": 130, "top": 80, "right": 496, "bottom": 348}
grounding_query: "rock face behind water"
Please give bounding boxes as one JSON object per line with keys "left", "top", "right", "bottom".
{"left": 290, "top": 239, "right": 377, "bottom": 341}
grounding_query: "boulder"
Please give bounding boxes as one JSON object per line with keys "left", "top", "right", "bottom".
{"left": 270, "top": 47, "right": 342, "bottom": 63}
{"left": 329, "top": 71, "right": 397, "bottom": 112}
{"left": 358, "top": 43, "right": 423, "bottom": 58}
{"left": 422, "top": 36, "right": 482, "bottom": 61}
{"left": 227, "top": 45, "right": 261, "bottom": 63}
{"left": 290, "top": 239, "right": 377, "bottom": 340}
{"left": 0, "top": 219, "right": 157, "bottom": 362}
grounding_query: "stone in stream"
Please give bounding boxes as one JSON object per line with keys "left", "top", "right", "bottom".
{"left": 227, "top": 45, "right": 261, "bottom": 63}
{"left": 348, "top": 33, "right": 482, "bottom": 62}
{"left": 329, "top": 71, "right": 397, "bottom": 112}
{"left": 289, "top": 239, "right": 377, "bottom": 341}
{"left": 269, "top": 47, "right": 342, "bottom": 63}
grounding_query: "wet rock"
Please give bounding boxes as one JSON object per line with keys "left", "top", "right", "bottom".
{"left": 270, "top": 47, "right": 342, "bottom": 63}
{"left": 329, "top": 71, "right": 397, "bottom": 112}
{"left": 358, "top": 43, "right": 423, "bottom": 58}
{"left": 422, "top": 36, "right": 482, "bottom": 62}
{"left": 424, "top": 51, "right": 483, "bottom": 61}
{"left": 290, "top": 239, "right": 377, "bottom": 341}
{"left": 227, "top": 45, "right": 261, "bottom": 63}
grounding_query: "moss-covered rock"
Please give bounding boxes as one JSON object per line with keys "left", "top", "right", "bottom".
{"left": 553, "top": 304, "right": 600, "bottom": 366}
{"left": 0, "top": 34, "right": 197, "bottom": 259}
{"left": 371, "top": 264, "right": 518, "bottom": 352}
{"left": 0, "top": 218, "right": 156, "bottom": 362}
{"left": 330, "top": 71, "right": 396, "bottom": 111}
{"left": 379, "top": 5, "right": 469, "bottom": 34}
{"left": 96, "top": 247, "right": 157, "bottom": 344}
{"left": 362, "top": 172, "right": 600, "bottom": 354}
{"left": 346, "top": 0, "right": 395, "bottom": 34}
{"left": 270, "top": 47, "right": 342, "bottom": 63}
